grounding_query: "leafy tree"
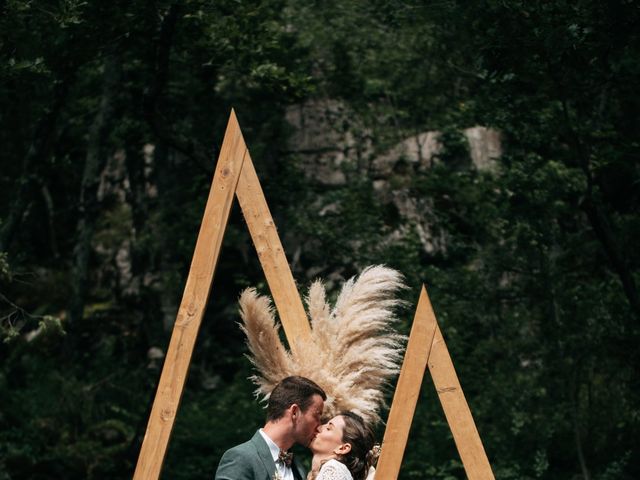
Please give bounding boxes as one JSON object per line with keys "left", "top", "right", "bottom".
{"left": 1, "top": 1, "right": 638, "bottom": 479}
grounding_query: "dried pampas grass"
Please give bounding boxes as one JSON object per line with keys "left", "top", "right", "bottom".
{"left": 238, "top": 265, "right": 407, "bottom": 425}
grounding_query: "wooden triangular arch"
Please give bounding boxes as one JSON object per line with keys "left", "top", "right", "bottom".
{"left": 133, "top": 111, "right": 495, "bottom": 480}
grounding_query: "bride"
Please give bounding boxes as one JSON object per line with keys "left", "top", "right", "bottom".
{"left": 307, "top": 412, "right": 377, "bottom": 480}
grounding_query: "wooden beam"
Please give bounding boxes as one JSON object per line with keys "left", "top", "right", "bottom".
{"left": 377, "top": 285, "right": 494, "bottom": 480}
{"left": 133, "top": 110, "right": 247, "bottom": 480}
{"left": 427, "top": 296, "right": 495, "bottom": 479}
{"left": 376, "top": 285, "right": 437, "bottom": 479}
{"left": 132, "top": 109, "right": 495, "bottom": 480}
{"left": 236, "top": 154, "right": 312, "bottom": 353}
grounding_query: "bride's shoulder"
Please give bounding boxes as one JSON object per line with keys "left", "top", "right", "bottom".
{"left": 317, "top": 459, "right": 353, "bottom": 480}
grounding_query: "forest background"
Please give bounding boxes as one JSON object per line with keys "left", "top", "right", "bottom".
{"left": 1, "top": 1, "right": 639, "bottom": 479}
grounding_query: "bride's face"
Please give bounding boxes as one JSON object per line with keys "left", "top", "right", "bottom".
{"left": 309, "top": 415, "right": 348, "bottom": 456}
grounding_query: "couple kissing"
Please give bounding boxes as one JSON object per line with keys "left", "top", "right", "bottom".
{"left": 215, "top": 266, "right": 406, "bottom": 480}
{"left": 215, "top": 376, "right": 376, "bottom": 480}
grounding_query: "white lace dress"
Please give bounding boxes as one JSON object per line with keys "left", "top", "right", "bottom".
{"left": 316, "top": 459, "right": 353, "bottom": 480}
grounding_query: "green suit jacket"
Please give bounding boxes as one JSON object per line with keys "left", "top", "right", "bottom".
{"left": 215, "top": 430, "right": 306, "bottom": 480}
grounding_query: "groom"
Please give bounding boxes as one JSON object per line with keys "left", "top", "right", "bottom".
{"left": 215, "top": 376, "right": 326, "bottom": 480}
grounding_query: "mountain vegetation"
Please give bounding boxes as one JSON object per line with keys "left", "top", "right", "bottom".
{"left": 1, "top": 1, "right": 639, "bottom": 478}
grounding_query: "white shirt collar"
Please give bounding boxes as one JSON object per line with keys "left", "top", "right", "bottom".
{"left": 258, "top": 429, "right": 295, "bottom": 480}
{"left": 258, "top": 428, "right": 281, "bottom": 463}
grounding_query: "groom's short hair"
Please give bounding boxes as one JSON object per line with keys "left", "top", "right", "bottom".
{"left": 266, "top": 376, "right": 326, "bottom": 421}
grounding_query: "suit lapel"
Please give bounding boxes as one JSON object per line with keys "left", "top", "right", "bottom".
{"left": 250, "top": 430, "right": 277, "bottom": 479}
{"left": 292, "top": 457, "right": 306, "bottom": 480}
{"left": 250, "top": 430, "right": 307, "bottom": 480}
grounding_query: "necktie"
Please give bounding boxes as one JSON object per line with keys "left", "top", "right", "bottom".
{"left": 278, "top": 449, "right": 293, "bottom": 467}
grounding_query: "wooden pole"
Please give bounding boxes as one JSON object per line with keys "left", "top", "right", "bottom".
{"left": 133, "top": 110, "right": 495, "bottom": 480}
{"left": 236, "top": 156, "right": 312, "bottom": 352}
{"left": 133, "top": 110, "right": 247, "bottom": 480}
{"left": 376, "top": 285, "right": 494, "bottom": 480}
{"left": 427, "top": 299, "right": 494, "bottom": 479}
{"left": 376, "top": 286, "right": 437, "bottom": 479}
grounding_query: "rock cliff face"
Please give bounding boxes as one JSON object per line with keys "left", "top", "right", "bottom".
{"left": 84, "top": 102, "right": 502, "bottom": 323}
{"left": 285, "top": 99, "right": 502, "bottom": 256}
{"left": 285, "top": 99, "right": 372, "bottom": 186}
{"left": 371, "top": 131, "right": 442, "bottom": 177}
{"left": 464, "top": 126, "right": 502, "bottom": 171}
{"left": 286, "top": 99, "right": 501, "bottom": 184}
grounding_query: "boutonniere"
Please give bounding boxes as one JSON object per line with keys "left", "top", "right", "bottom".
{"left": 272, "top": 471, "right": 283, "bottom": 480}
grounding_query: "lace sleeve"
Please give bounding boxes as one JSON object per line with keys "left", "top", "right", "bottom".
{"left": 316, "top": 461, "right": 352, "bottom": 480}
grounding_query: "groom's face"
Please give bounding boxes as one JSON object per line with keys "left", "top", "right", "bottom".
{"left": 294, "top": 394, "right": 324, "bottom": 447}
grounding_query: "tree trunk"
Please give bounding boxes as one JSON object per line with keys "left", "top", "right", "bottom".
{"left": 0, "top": 75, "right": 73, "bottom": 252}
{"left": 143, "top": 3, "right": 211, "bottom": 172}
{"left": 558, "top": 98, "right": 640, "bottom": 323}
{"left": 581, "top": 197, "right": 640, "bottom": 322}
{"left": 571, "top": 373, "right": 591, "bottom": 480}
{"left": 39, "top": 182, "right": 59, "bottom": 258}
{"left": 68, "top": 52, "right": 122, "bottom": 323}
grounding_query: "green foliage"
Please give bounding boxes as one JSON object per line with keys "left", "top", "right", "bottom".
{"left": 1, "top": 0, "right": 639, "bottom": 479}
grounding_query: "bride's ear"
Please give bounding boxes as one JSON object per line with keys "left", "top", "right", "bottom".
{"left": 334, "top": 443, "right": 352, "bottom": 456}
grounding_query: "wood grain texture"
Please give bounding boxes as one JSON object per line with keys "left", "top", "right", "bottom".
{"left": 133, "top": 110, "right": 247, "bottom": 480}
{"left": 426, "top": 293, "right": 495, "bottom": 479}
{"left": 236, "top": 153, "right": 312, "bottom": 354}
{"left": 376, "top": 286, "right": 437, "bottom": 480}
